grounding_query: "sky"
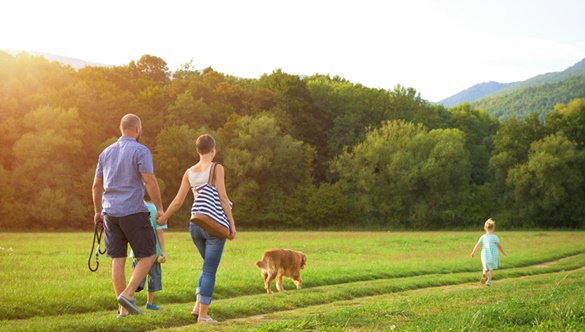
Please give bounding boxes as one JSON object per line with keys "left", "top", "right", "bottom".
{"left": 2, "top": 0, "right": 584, "bottom": 102}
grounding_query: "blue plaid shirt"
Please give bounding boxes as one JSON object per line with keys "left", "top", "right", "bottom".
{"left": 95, "top": 136, "right": 154, "bottom": 217}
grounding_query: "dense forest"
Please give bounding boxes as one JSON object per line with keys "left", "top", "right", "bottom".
{"left": 1, "top": 51, "right": 584, "bottom": 231}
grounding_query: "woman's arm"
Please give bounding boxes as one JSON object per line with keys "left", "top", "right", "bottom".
{"left": 157, "top": 170, "right": 191, "bottom": 225}
{"left": 214, "top": 164, "right": 236, "bottom": 240}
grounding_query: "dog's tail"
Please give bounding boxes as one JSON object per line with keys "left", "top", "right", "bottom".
{"left": 255, "top": 260, "right": 266, "bottom": 269}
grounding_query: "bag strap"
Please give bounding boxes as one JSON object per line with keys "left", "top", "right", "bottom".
{"left": 207, "top": 162, "right": 219, "bottom": 186}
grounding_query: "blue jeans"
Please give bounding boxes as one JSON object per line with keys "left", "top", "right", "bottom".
{"left": 189, "top": 223, "right": 226, "bottom": 305}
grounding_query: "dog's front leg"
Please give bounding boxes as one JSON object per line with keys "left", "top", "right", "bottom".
{"left": 293, "top": 276, "right": 302, "bottom": 289}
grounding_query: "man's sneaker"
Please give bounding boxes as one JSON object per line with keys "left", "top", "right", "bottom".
{"left": 146, "top": 303, "right": 160, "bottom": 310}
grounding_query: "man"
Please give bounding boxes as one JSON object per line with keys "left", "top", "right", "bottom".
{"left": 92, "top": 114, "right": 164, "bottom": 316}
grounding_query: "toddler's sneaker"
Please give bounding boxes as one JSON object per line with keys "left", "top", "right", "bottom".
{"left": 485, "top": 280, "right": 492, "bottom": 287}
{"left": 146, "top": 303, "right": 160, "bottom": 310}
{"left": 480, "top": 274, "right": 486, "bottom": 284}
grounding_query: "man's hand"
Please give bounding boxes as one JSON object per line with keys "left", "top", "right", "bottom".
{"left": 156, "top": 210, "right": 166, "bottom": 226}
{"left": 94, "top": 213, "right": 103, "bottom": 228}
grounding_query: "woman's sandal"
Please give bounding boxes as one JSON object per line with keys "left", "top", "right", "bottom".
{"left": 197, "top": 316, "right": 218, "bottom": 324}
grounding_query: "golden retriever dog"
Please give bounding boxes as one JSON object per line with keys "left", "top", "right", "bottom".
{"left": 255, "top": 248, "right": 307, "bottom": 294}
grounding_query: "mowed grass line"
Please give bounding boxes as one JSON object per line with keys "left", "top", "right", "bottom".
{"left": 205, "top": 268, "right": 585, "bottom": 332}
{"left": 1, "top": 231, "right": 584, "bottom": 331}
{"left": 3, "top": 259, "right": 585, "bottom": 332}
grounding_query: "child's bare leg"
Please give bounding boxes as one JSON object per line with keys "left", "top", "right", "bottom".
{"left": 147, "top": 291, "right": 154, "bottom": 305}
{"left": 487, "top": 270, "right": 493, "bottom": 281}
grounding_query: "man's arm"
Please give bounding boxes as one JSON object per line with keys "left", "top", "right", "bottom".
{"left": 142, "top": 173, "right": 164, "bottom": 220}
{"left": 92, "top": 177, "right": 104, "bottom": 225}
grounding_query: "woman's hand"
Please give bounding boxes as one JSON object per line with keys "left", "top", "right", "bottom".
{"left": 157, "top": 215, "right": 168, "bottom": 226}
{"left": 228, "top": 227, "right": 237, "bottom": 240}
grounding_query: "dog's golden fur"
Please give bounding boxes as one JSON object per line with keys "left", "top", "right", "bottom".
{"left": 255, "top": 248, "right": 306, "bottom": 294}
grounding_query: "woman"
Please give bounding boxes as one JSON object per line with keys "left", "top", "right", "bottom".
{"left": 158, "top": 134, "right": 236, "bottom": 324}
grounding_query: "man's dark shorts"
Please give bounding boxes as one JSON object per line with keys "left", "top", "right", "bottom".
{"left": 104, "top": 212, "right": 156, "bottom": 258}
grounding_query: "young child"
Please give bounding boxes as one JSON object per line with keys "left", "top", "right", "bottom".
{"left": 470, "top": 218, "right": 507, "bottom": 286}
{"left": 130, "top": 195, "right": 167, "bottom": 310}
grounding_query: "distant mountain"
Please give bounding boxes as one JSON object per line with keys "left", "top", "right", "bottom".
{"left": 5, "top": 50, "right": 109, "bottom": 69}
{"left": 485, "top": 60, "right": 585, "bottom": 98}
{"left": 437, "top": 58, "right": 585, "bottom": 107}
{"left": 437, "top": 81, "right": 517, "bottom": 108}
{"left": 471, "top": 75, "right": 585, "bottom": 121}
{"left": 565, "top": 57, "right": 585, "bottom": 70}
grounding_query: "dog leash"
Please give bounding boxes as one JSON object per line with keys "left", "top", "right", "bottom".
{"left": 88, "top": 221, "right": 106, "bottom": 272}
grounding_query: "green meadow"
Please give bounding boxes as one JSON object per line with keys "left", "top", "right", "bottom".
{"left": 1, "top": 231, "right": 584, "bottom": 331}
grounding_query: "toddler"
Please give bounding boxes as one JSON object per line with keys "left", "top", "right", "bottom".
{"left": 470, "top": 218, "right": 507, "bottom": 286}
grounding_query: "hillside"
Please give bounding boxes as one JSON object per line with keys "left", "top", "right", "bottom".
{"left": 438, "top": 58, "right": 585, "bottom": 107}
{"left": 438, "top": 81, "right": 516, "bottom": 107}
{"left": 471, "top": 75, "right": 585, "bottom": 121}
{"left": 484, "top": 59, "right": 585, "bottom": 98}
{"left": 5, "top": 50, "right": 109, "bottom": 69}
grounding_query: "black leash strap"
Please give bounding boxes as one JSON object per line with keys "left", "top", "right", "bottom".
{"left": 88, "top": 221, "right": 106, "bottom": 272}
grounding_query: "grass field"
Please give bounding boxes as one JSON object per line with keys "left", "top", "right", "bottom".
{"left": 0, "top": 231, "right": 584, "bottom": 331}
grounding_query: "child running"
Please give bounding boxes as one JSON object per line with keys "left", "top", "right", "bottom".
{"left": 470, "top": 218, "right": 507, "bottom": 286}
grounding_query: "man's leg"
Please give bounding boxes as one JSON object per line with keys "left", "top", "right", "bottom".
{"left": 120, "top": 254, "right": 156, "bottom": 300}
{"left": 118, "top": 212, "right": 157, "bottom": 303}
{"left": 103, "top": 215, "right": 131, "bottom": 316}
{"left": 116, "top": 212, "right": 156, "bottom": 314}
{"left": 112, "top": 257, "right": 127, "bottom": 315}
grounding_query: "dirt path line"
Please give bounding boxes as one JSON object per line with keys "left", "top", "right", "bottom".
{"left": 530, "top": 254, "right": 582, "bottom": 268}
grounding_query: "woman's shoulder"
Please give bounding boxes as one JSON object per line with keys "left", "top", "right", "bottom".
{"left": 187, "top": 163, "right": 213, "bottom": 184}
{"left": 189, "top": 162, "right": 215, "bottom": 173}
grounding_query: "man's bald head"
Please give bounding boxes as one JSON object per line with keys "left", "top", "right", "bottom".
{"left": 120, "top": 114, "right": 141, "bottom": 130}
{"left": 120, "top": 114, "right": 142, "bottom": 139}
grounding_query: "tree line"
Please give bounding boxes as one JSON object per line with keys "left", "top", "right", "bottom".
{"left": 0, "top": 51, "right": 584, "bottom": 231}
